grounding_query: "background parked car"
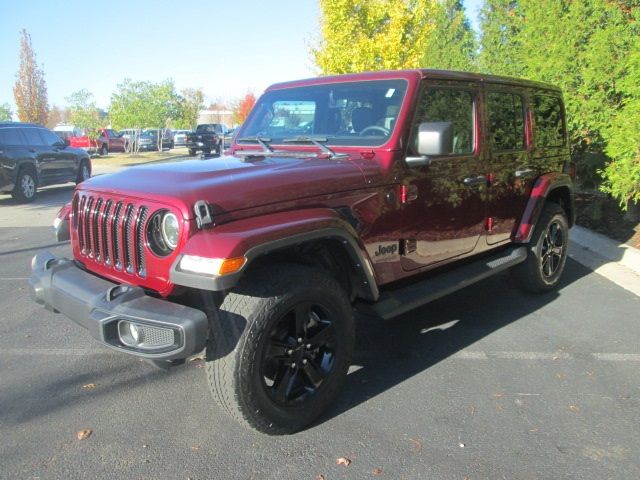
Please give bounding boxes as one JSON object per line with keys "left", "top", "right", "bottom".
{"left": 138, "top": 129, "right": 174, "bottom": 151}
{"left": 0, "top": 122, "right": 91, "bottom": 202}
{"left": 53, "top": 124, "right": 83, "bottom": 142}
{"left": 70, "top": 128, "right": 126, "bottom": 155}
{"left": 172, "top": 129, "right": 191, "bottom": 147}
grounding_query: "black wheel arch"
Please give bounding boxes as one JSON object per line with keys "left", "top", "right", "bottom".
{"left": 170, "top": 227, "right": 379, "bottom": 302}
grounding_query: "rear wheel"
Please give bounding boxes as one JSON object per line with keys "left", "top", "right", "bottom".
{"left": 206, "top": 264, "right": 354, "bottom": 434}
{"left": 12, "top": 167, "right": 37, "bottom": 203}
{"left": 513, "top": 202, "right": 569, "bottom": 292}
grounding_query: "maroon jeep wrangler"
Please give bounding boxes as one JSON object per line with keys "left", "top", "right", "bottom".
{"left": 30, "top": 70, "right": 574, "bottom": 434}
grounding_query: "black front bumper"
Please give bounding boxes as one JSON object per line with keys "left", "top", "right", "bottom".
{"left": 30, "top": 252, "right": 208, "bottom": 360}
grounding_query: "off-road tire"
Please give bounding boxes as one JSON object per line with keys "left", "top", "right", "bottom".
{"left": 513, "top": 202, "right": 569, "bottom": 293}
{"left": 75, "top": 160, "right": 91, "bottom": 184}
{"left": 205, "top": 264, "right": 354, "bottom": 434}
{"left": 12, "top": 166, "right": 37, "bottom": 203}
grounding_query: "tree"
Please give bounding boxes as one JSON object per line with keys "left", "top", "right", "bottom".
{"left": 172, "top": 88, "right": 204, "bottom": 130}
{"left": 233, "top": 93, "right": 256, "bottom": 125}
{"left": 0, "top": 103, "right": 12, "bottom": 121}
{"left": 66, "top": 90, "right": 103, "bottom": 151}
{"left": 13, "top": 29, "right": 49, "bottom": 125}
{"left": 421, "top": 0, "right": 477, "bottom": 71}
{"left": 312, "top": 0, "right": 437, "bottom": 74}
{"left": 109, "top": 79, "right": 182, "bottom": 153}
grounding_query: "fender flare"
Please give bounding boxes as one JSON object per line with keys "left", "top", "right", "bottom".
{"left": 514, "top": 172, "right": 575, "bottom": 244}
{"left": 169, "top": 208, "right": 379, "bottom": 301}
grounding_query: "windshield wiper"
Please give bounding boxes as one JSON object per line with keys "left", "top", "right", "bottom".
{"left": 282, "top": 136, "right": 347, "bottom": 159}
{"left": 236, "top": 136, "right": 273, "bottom": 153}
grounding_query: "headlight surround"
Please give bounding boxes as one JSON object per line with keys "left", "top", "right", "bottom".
{"left": 147, "top": 210, "right": 180, "bottom": 256}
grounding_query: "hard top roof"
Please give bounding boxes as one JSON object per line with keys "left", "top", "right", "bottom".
{"left": 267, "top": 69, "right": 561, "bottom": 93}
{"left": 0, "top": 122, "right": 42, "bottom": 128}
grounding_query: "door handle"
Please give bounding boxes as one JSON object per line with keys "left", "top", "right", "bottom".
{"left": 515, "top": 168, "right": 535, "bottom": 178}
{"left": 463, "top": 175, "right": 487, "bottom": 187}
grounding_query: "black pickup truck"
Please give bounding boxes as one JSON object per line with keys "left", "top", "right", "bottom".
{"left": 185, "top": 123, "right": 228, "bottom": 156}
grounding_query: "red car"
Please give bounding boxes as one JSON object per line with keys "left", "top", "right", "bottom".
{"left": 70, "top": 128, "right": 126, "bottom": 155}
{"left": 32, "top": 69, "right": 574, "bottom": 434}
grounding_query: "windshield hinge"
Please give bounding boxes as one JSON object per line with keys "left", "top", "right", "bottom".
{"left": 194, "top": 200, "right": 214, "bottom": 229}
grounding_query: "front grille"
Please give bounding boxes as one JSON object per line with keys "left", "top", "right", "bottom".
{"left": 72, "top": 193, "right": 148, "bottom": 277}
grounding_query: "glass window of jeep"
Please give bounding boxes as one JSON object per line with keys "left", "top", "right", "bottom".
{"left": 239, "top": 79, "right": 408, "bottom": 146}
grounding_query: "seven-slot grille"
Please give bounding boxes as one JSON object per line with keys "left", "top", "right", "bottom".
{"left": 72, "top": 193, "right": 149, "bottom": 277}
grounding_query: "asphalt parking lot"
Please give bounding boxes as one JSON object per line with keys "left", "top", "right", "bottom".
{"left": 1, "top": 175, "right": 640, "bottom": 479}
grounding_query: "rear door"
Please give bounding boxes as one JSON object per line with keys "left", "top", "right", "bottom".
{"left": 484, "top": 87, "right": 530, "bottom": 245}
{"left": 399, "top": 80, "right": 486, "bottom": 270}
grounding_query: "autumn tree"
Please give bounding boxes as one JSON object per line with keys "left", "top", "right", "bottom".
{"left": 233, "top": 93, "right": 256, "bottom": 125}
{"left": 421, "top": 0, "right": 477, "bottom": 71}
{"left": 13, "top": 29, "right": 49, "bottom": 125}
{"left": 47, "top": 105, "right": 70, "bottom": 128}
{"left": 312, "top": 0, "right": 437, "bottom": 74}
{"left": 0, "top": 103, "right": 12, "bottom": 121}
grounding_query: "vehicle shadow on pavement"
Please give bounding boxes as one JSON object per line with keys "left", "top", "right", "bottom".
{"left": 315, "top": 258, "right": 591, "bottom": 428}
{"left": 0, "top": 184, "right": 74, "bottom": 208}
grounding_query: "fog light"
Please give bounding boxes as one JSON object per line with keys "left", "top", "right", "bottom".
{"left": 117, "top": 320, "right": 176, "bottom": 350}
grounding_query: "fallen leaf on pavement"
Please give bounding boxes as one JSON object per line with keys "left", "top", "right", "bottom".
{"left": 193, "top": 364, "right": 205, "bottom": 369}
{"left": 82, "top": 383, "right": 97, "bottom": 389}
{"left": 569, "top": 405, "right": 580, "bottom": 413}
{"left": 372, "top": 467, "right": 383, "bottom": 475}
{"left": 76, "top": 429, "right": 92, "bottom": 440}
{"left": 409, "top": 438, "right": 422, "bottom": 452}
{"left": 189, "top": 353, "right": 206, "bottom": 362}
{"left": 190, "top": 445, "right": 200, "bottom": 451}
{"left": 493, "top": 392, "right": 505, "bottom": 399}
{"left": 336, "top": 457, "right": 351, "bottom": 466}
{"left": 315, "top": 475, "right": 326, "bottom": 480}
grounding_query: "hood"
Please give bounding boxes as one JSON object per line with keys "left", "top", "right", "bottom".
{"left": 82, "top": 153, "right": 368, "bottom": 219}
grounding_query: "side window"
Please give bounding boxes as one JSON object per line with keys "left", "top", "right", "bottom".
{"left": 21, "top": 127, "right": 44, "bottom": 145}
{"left": 487, "top": 91, "right": 525, "bottom": 151}
{"left": 412, "top": 88, "right": 475, "bottom": 155}
{"left": 0, "top": 128, "right": 26, "bottom": 146}
{"left": 534, "top": 95, "right": 564, "bottom": 147}
{"left": 37, "top": 128, "right": 63, "bottom": 146}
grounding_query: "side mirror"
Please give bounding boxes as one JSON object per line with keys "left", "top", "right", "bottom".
{"left": 406, "top": 121, "right": 454, "bottom": 167}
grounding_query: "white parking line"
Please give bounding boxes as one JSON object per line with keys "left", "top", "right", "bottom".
{"left": 592, "top": 353, "right": 640, "bottom": 362}
{"left": 2, "top": 348, "right": 112, "bottom": 356}
{"left": 0, "top": 277, "right": 29, "bottom": 281}
{"left": 452, "top": 350, "right": 640, "bottom": 362}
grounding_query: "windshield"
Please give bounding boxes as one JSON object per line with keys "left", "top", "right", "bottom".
{"left": 239, "top": 79, "right": 408, "bottom": 147}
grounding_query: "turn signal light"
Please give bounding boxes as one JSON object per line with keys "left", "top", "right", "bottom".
{"left": 179, "top": 255, "right": 246, "bottom": 276}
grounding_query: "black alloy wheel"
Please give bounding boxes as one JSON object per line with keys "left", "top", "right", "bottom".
{"left": 261, "top": 302, "right": 337, "bottom": 405}
{"left": 540, "top": 219, "right": 565, "bottom": 279}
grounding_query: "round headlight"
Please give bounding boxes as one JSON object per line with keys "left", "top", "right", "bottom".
{"left": 146, "top": 209, "right": 179, "bottom": 257}
{"left": 161, "top": 212, "right": 179, "bottom": 249}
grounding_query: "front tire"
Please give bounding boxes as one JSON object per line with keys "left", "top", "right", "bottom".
{"left": 99, "top": 144, "right": 108, "bottom": 156}
{"left": 12, "top": 167, "right": 37, "bottom": 203}
{"left": 513, "top": 202, "right": 569, "bottom": 292}
{"left": 206, "top": 264, "right": 354, "bottom": 434}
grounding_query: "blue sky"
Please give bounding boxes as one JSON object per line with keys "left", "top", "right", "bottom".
{"left": 0, "top": 0, "right": 484, "bottom": 110}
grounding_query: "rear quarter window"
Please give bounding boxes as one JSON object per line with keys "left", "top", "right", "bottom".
{"left": 487, "top": 91, "right": 525, "bottom": 151}
{"left": 21, "top": 127, "right": 43, "bottom": 146}
{"left": 534, "top": 95, "right": 564, "bottom": 147}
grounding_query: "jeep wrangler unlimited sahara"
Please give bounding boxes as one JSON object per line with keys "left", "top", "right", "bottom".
{"left": 30, "top": 70, "right": 574, "bottom": 434}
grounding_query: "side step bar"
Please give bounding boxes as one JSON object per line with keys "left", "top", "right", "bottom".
{"left": 359, "top": 246, "right": 527, "bottom": 320}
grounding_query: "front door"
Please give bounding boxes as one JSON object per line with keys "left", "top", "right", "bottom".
{"left": 400, "top": 81, "right": 486, "bottom": 271}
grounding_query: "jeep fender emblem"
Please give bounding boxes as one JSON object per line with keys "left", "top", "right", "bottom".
{"left": 369, "top": 242, "right": 399, "bottom": 262}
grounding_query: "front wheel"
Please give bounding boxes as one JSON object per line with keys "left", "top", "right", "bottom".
{"left": 512, "top": 202, "right": 569, "bottom": 292}
{"left": 76, "top": 161, "right": 91, "bottom": 184}
{"left": 206, "top": 264, "right": 354, "bottom": 434}
{"left": 99, "top": 144, "right": 108, "bottom": 156}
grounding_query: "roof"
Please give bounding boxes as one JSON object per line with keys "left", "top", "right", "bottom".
{"left": 267, "top": 69, "right": 561, "bottom": 93}
{"left": 0, "top": 121, "right": 42, "bottom": 128}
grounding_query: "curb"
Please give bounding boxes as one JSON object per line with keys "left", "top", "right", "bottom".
{"left": 570, "top": 225, "right": 640, "bottom": 297}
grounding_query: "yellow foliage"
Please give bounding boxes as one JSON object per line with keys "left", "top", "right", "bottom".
{"left": 312, "top": 0, "right": 437, "bottom": 74}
